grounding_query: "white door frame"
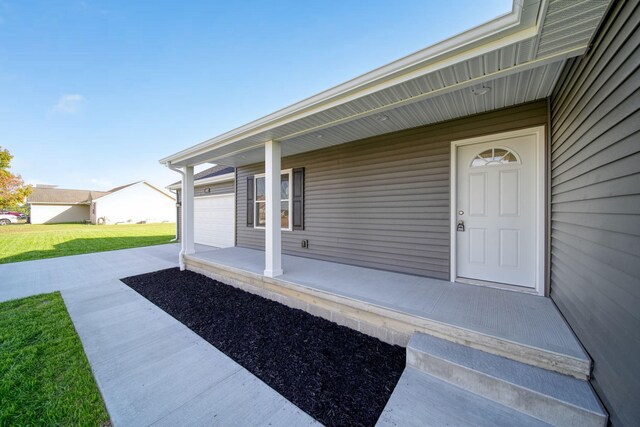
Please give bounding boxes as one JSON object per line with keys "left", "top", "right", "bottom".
{"left": 450, "top": 126, "right": 546, "bottom": 296}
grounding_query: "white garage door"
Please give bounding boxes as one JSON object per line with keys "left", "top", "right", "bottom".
{"left": 194, "top": 194, "right": 235, "bottom": 248}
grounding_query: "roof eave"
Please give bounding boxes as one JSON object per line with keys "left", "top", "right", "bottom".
{"left": 159, "top": 0, "right": 537, "bottom": 167}
{"left": 166, "top": 172, "right": 235, "bottom": 190}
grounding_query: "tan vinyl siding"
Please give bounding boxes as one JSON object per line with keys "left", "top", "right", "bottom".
{"left": 29, "top": 204, "right": 90, "bottom": 224}
{"left": 236, "top": 101, "right": 548, "bottom": 279}
{"left": 549, "top": 1, "right": 640, "bottom": 426}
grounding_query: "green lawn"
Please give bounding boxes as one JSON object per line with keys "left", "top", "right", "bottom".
{"left": 0, "top": 222, "right": 176, "bottom": 264}
{"left": 0, "top": 292, "right": 110, "bottom": 426}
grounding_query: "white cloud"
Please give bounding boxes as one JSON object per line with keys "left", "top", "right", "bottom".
{"left": 53, "top": 94, "right": 85, "bottom": 114}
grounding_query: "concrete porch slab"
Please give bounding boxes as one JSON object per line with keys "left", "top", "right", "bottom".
{"left": 187, "top": 246, "right": 590, "bottom": 378}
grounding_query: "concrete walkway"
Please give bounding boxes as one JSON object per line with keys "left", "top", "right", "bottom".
{"left": 0, "top": 244, "right": 180, "bottom": 302}
{"left": 0, "top": 245, "right": 317, "bottom": 426}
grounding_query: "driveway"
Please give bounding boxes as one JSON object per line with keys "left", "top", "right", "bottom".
{"left": 0, "top": 244, "right": 316, "bottom": 426}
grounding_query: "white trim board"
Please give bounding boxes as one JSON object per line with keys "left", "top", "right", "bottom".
{"left": 449, "top": 126, "right": 546, "bottom": 296}
{"left": 192, "top": 193, "right": 234, "bottom": 200}
{"left": 253, "top": 168, "right": 293, "bottom": 232}
{"left": 28, "top": 202, "right": 89, "bottom": 206}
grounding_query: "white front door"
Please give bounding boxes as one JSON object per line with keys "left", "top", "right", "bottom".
{"left": 454, "top": 128, "right": 543, "bottom": 290}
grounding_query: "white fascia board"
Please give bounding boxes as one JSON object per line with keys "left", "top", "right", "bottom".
{"left": 166, "top": 172, "right": 235, "bottom": 190}
{"left": 182, "top": 28, "right": 575, "bottom": 168}
{"left": 95, "top": 181, "right": 175, "bottom": 204}
{"left": 29, "top": 202, "right": 90, "bottom": 205}
{"left": 144, "top": 182, "right": 177, "bottom": 200}
{"left": 279, "top": 48, "right": 581, "bottom": 143}
{"left": 159, "top": 0, "right": 542, "bottom": 166}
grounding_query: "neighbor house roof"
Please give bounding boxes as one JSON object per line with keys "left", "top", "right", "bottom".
{"left": 159, "top": 0, "right": 612, "bottom": 168}
{"left": 28, "top": 181, "right": 175, "bottom": 205}
{"left": 27, "top": 187, "right": 111, "bottom": 205}
{"left": 107, "top": 182, "right": 140, "bottom": 193}
{"left": 167, "top": 165, "right": 235, "bottom": 190}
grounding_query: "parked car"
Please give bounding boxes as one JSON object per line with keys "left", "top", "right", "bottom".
{"left": 0, "top": 213, "right": 20, "bottom": 226}
{"left": 0, "top": 210, "right": 27, "bottom": 220}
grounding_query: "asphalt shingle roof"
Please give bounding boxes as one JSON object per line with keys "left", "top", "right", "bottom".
{"left": 27, "top": 187, "right": 111, "bottom": 204}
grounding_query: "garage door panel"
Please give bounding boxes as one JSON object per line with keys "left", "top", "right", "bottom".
{"left": 194, "top": 195, "right": 235, "bottom": 248}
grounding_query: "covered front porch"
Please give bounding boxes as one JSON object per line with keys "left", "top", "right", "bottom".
{"left": 186, "top": 245, "right": 590, "bottom": 380}
{"left": 156, "top": 0, "right": 618, "bottom": 422}
{"left": 161, "top": 0, "right": 610, "bottom": 295}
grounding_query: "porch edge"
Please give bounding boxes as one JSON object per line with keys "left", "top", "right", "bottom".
{"left": 184, "top": 254, "right": 591, "bottom": 380}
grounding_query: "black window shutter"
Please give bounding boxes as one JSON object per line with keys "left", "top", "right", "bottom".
{"left": 246, "top": 176, "right": 254, "bottom": 227}
{"left": 292, "top": 167, "right": 305, "bottom": 230}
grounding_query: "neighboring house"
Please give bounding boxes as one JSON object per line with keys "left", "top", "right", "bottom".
{"left": 27, "top": 182, "right": 176, "bottom": 225}
{"left": 167, "top": 165, "right": 235, "bottom": 247}
{"left": 27, "top": 186, "right": 110, "bottom": 224}
{"left": 161, "top": 1, "right": 638, "bottom": 425}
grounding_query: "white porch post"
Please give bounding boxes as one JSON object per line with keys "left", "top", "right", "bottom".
{"left": 182, "top": 165, "right": 195, "bottom": 256}
{"left": 264, "top": 140, "right": 283, "bottom": 277}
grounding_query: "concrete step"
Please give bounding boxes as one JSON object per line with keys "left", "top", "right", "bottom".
{"left": 407, "top": 333, "right": 607, "bottom": 427}
{"left": 377, "top": 367, "right": 551, "bottom": 426}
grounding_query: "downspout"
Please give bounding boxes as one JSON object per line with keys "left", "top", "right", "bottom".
{"left": 166, "top": 162, "right": 186, "bottom": 270}
{"left": 168, "top": 188, "right": 179, "bottom": 243}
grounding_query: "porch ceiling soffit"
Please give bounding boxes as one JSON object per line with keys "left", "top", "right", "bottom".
{"left": 160, "top": 0, "right": 611, "bottom": 168}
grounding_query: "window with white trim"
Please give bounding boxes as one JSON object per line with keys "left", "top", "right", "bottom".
{"left": 254, "top": 170, "right": 292, "bottom": 230}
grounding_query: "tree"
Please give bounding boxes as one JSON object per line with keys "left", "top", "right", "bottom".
{"left": 0, "top": 147, "right": 32, "bottom": 209}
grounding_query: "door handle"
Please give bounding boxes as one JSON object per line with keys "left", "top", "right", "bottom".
{"left": 457, "top": 220, "right": 465, "bottom": 232}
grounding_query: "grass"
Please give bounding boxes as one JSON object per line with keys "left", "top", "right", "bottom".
{"left": 0, "top": 222, "right": 176, "bottom": 264}
{"left": 0, "top": 292, "right": 110, "bottom": 426}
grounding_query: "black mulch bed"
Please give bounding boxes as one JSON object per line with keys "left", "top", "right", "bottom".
{"left": 121, "top": 268, "right": 405, "bottom": 426}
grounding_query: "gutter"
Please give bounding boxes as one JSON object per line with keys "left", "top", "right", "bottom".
{"left": 166, "top": 163, "right": 186, "bottom": 270}
{"left": 166, "top": 172, "right": 235, "bottom": 190}
{"left": 28, "top": 202, "right": 91, "bottom": 205}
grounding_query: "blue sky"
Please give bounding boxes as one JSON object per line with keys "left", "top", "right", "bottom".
{"left": 0, "top": 0, "right": 511, "bottom": 190}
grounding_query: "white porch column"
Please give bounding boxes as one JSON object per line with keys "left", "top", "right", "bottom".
{"left": 264, "top": 140, "right": 283, "bottom": 277}
{"left": 182, "top": 165, "right": 195, "bottom": 256}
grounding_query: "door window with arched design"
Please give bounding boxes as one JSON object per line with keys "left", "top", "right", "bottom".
{"left": 470, "top": 147, "right": 520, "bottom": 167}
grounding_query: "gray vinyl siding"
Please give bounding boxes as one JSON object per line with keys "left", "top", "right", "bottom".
{"left": 549, "top": 1, "right": 640, "bottom": 425}
{"left": 192, "top": 180, "right": 235, "bottom": 197}
{"left": 236, "top": 101, "right": 548, "bottom": 279}
{"left": 175, "top": 180, "right": 235, "bottom": 241}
